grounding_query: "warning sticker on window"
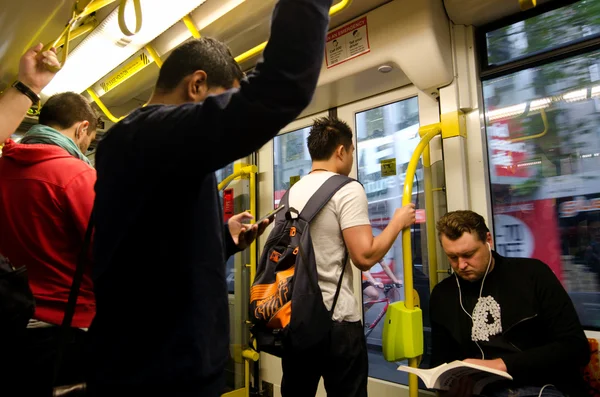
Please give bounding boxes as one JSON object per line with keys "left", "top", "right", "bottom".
{"left": 325, "top": 16, "right": 370, "bottom": 68}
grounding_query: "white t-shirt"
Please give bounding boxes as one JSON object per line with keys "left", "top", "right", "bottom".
{"left": 288, "top": 171, "right": 370, "bottom": 322}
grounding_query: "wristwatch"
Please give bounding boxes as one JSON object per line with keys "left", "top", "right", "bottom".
{"left": 12, "top": 80, "right": 40, "bottom": 105}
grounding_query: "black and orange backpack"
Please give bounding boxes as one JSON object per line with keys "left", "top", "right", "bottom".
{"left": 250, "top": 174, "right": 353, "bottom": 357}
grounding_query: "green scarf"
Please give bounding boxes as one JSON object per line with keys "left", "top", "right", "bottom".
{"left": 20, "top": 124, "right": 92, "bottom": 165}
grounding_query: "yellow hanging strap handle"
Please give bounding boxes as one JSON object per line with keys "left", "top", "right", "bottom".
{"left": 42, "top": 1, "right": 118, "bottom": 72}
{"left": 118, "top": 0, "right": 142, "bottom": 36}
{"left": 43, "top": 9, "right": 79, "bottom": 72}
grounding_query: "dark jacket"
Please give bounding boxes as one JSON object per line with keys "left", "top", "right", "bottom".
{"left": 430, "top": 251, "right": 590, "bottom": 395}
{"left": 89, "top": 0, "right": 333, "bottom": 390}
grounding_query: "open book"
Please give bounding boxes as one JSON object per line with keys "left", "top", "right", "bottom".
{"left": 397, "top": 361, "right": 512, "bottom": 394}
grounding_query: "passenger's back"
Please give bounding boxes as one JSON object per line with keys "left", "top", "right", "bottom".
{"left": 0, "top": 140, "right": 96, "bottom": 327}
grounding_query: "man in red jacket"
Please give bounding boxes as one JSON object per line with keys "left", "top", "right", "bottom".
{"left": 0, "top": 91, "right": 98, "bottom": 395}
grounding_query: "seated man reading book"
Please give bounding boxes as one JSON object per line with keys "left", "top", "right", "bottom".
{"left": 429, "top": 210, "right": 589, "bottom": 396}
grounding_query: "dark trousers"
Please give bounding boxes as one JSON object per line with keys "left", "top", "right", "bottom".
{"left": 87, "top": 372, "right": 225, "bottom": 397}
{"left": 281, "top": 321, "right": 368, "bottom": 397}
{"left": 0, "top": 327, "right": 87, "bottom": 397}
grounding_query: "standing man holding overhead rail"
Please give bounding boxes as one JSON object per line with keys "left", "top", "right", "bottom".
{"left": 88, "top": 0, "right": 335, "bottom": 396}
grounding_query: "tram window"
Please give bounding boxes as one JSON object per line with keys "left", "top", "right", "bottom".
{"left": 273, "top": 126, "right": 312, "bottom": 207}
{"left": 216, "top": 162, "right": 237, "bottom": 294}
{"left": 356, "top": 96, "right": 432, "bottom": 385}
{"left": 485, "top": 1, "right": 600, "bottom": 68}
{"left": 483, "top": 48, "right": 600, "bottom": 329}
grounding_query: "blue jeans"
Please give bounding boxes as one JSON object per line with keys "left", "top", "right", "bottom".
{"left": 482, "top": 385, "right": 566, "bottom": 397}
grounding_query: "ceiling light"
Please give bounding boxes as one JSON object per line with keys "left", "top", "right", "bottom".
{"left": 529, "top": 97, "right": 551, "bottom": 112}
{"left": 42, "top": 0, "right": 209, "bottom": 98}
{"left": 563, "top": 88, "right": 588, "bottom": 103}
{"left": 487, "top": 103, "right": 526, "bottom": 122}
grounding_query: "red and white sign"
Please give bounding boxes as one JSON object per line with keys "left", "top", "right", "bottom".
{"left": 487, "top": 122, "right": 531, "bottom": 180}
{"left": 494, "top": 199, "right": 563, "bottom": 281}
{"left": 325, "top": 16, "right": 370, "bottom": 68}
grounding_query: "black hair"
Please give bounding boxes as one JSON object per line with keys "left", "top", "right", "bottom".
{"left": 155, "top": 38, "right": 243, "bottom": 92}
{"left": 307, "top": 117, "right": 353, "bottom": 161}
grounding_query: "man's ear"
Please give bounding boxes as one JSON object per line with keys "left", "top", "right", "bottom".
{"left": 186, "top": 70, "right": 209, "bottom": 102}
{"left": 76, "top": 120, "right": 90, "bottom": 139}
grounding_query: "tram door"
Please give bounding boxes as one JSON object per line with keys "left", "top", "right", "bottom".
{"left": 337, "top": 86, "right": 446, "bottom": 388}
{"left": 216, "top": 158, "right": 253, "bottom": 397}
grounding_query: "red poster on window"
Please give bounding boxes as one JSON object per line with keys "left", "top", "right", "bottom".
{"left": 223, "top": 188, "right": 234, "bottom": 222}
{"left": 494, "top": 199, "right": 563, "bottom": 282}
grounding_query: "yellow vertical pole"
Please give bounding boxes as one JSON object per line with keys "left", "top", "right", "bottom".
{"left": 422, "top": 144, "right": 438, "bottom": 292}
{"left": 402, "top": 125, "right": 441, "bottom": 397}
{"left": 249, "top": 170, "right": 257, "bottom": 284}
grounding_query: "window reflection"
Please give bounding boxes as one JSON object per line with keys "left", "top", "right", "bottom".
{"left": 484, "top": 50, "right": 600, "bottom": 328}
{"left": 273, "top": 127, "right": 312, "bottom": 207}
{"left": 486, "top": 1, "right": 600, "bottom": 67}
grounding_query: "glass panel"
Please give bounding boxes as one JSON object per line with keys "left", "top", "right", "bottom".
{"left": 356, "top": 97, "right": 432, "bottom": 385}
{"left": 273, "top": 127, "right": 312, "bottom": 207}
{"left": 484, "top": 50, "right": 600, "bottom": 328}
{"left": 486, "top": 1, "right": 600, "bottom": 67}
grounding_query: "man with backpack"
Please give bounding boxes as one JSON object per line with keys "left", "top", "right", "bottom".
{"left": 252, "top": 117, "right": 416, "bottom": 397}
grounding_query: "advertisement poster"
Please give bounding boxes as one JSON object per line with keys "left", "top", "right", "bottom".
{"left": 494, "top": 199, "right": 562, "bottom": 280}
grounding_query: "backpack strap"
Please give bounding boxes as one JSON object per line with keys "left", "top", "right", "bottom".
{"left": 53, "top": 209, "right": 94, "bottom": 382}
{"left": 298, "top": 174, "right": 354, "bottom": 318}
{"left": 330, "top": 251, "right": 347, "bottom": 317}
{"left": 299, "top": 174, "right": 355, "bottom": 223}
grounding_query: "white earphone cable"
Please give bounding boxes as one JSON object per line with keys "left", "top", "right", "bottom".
{"left": 455, "top": 242, "right": 493, "bottom": 360}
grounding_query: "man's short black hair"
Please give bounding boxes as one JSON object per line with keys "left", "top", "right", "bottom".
{"left": 39, "top": 92, "right": 98, "bottom": 132}
{"left": 155, "top": 38, "right": 244, "bottom": 92}
{"left": 307, "top": 117, "right": 353, "bottom": 161}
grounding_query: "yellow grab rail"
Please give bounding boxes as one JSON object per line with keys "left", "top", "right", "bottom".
{"left": 44, "top": 0, "right": 119, "bottom": 71}
{"left": 145, "top": 44, "right": 163, "bottom": 68}
{"left": 182, "top": 15, "right": 201, "bottom": 39}
{"left": 402, "top": 124, "right": 442, "bottom": 397}
{"left": 235, "top": 0, "right": 353, "bottom": 63}
{"left": 218, "top": 164, "right": 259, "bottom": 397}
{"left": 421, "top": 129, "right": 439, "bottom": 292}
{"left": 87, "top": 88, "right": 123, "bottom": 123}
{"left": 91, "top": 0, "right": 352, "bottom": 125}
{"left": 53, "top": 20, "right": 98, "bottom": 49}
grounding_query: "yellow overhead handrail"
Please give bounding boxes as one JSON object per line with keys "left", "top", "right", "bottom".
{"left": 235, "top": 0, "right": 353, "bottom": 63}
{"left": 182, "top": 15, "right": 201, "bottom": 39}
{"left": 43, "top": 0, "right": 119, "bottom": 72}
{"left": 90, "top": 0, "right": 353, "bottom": 124}
{"left": 87, "top": 88, "right": 123, "bottom": 123}
{"left": 402, "top": 124, "right": 442, "bottom": 397}
{"left": 145, "top": 44, "right": 163, "bottom": 68}
{"left": 118, "top": 0, "right": 143, "bottom": 36}
{"left": 53, "top": 20, "right": 98, "bottom": 49}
